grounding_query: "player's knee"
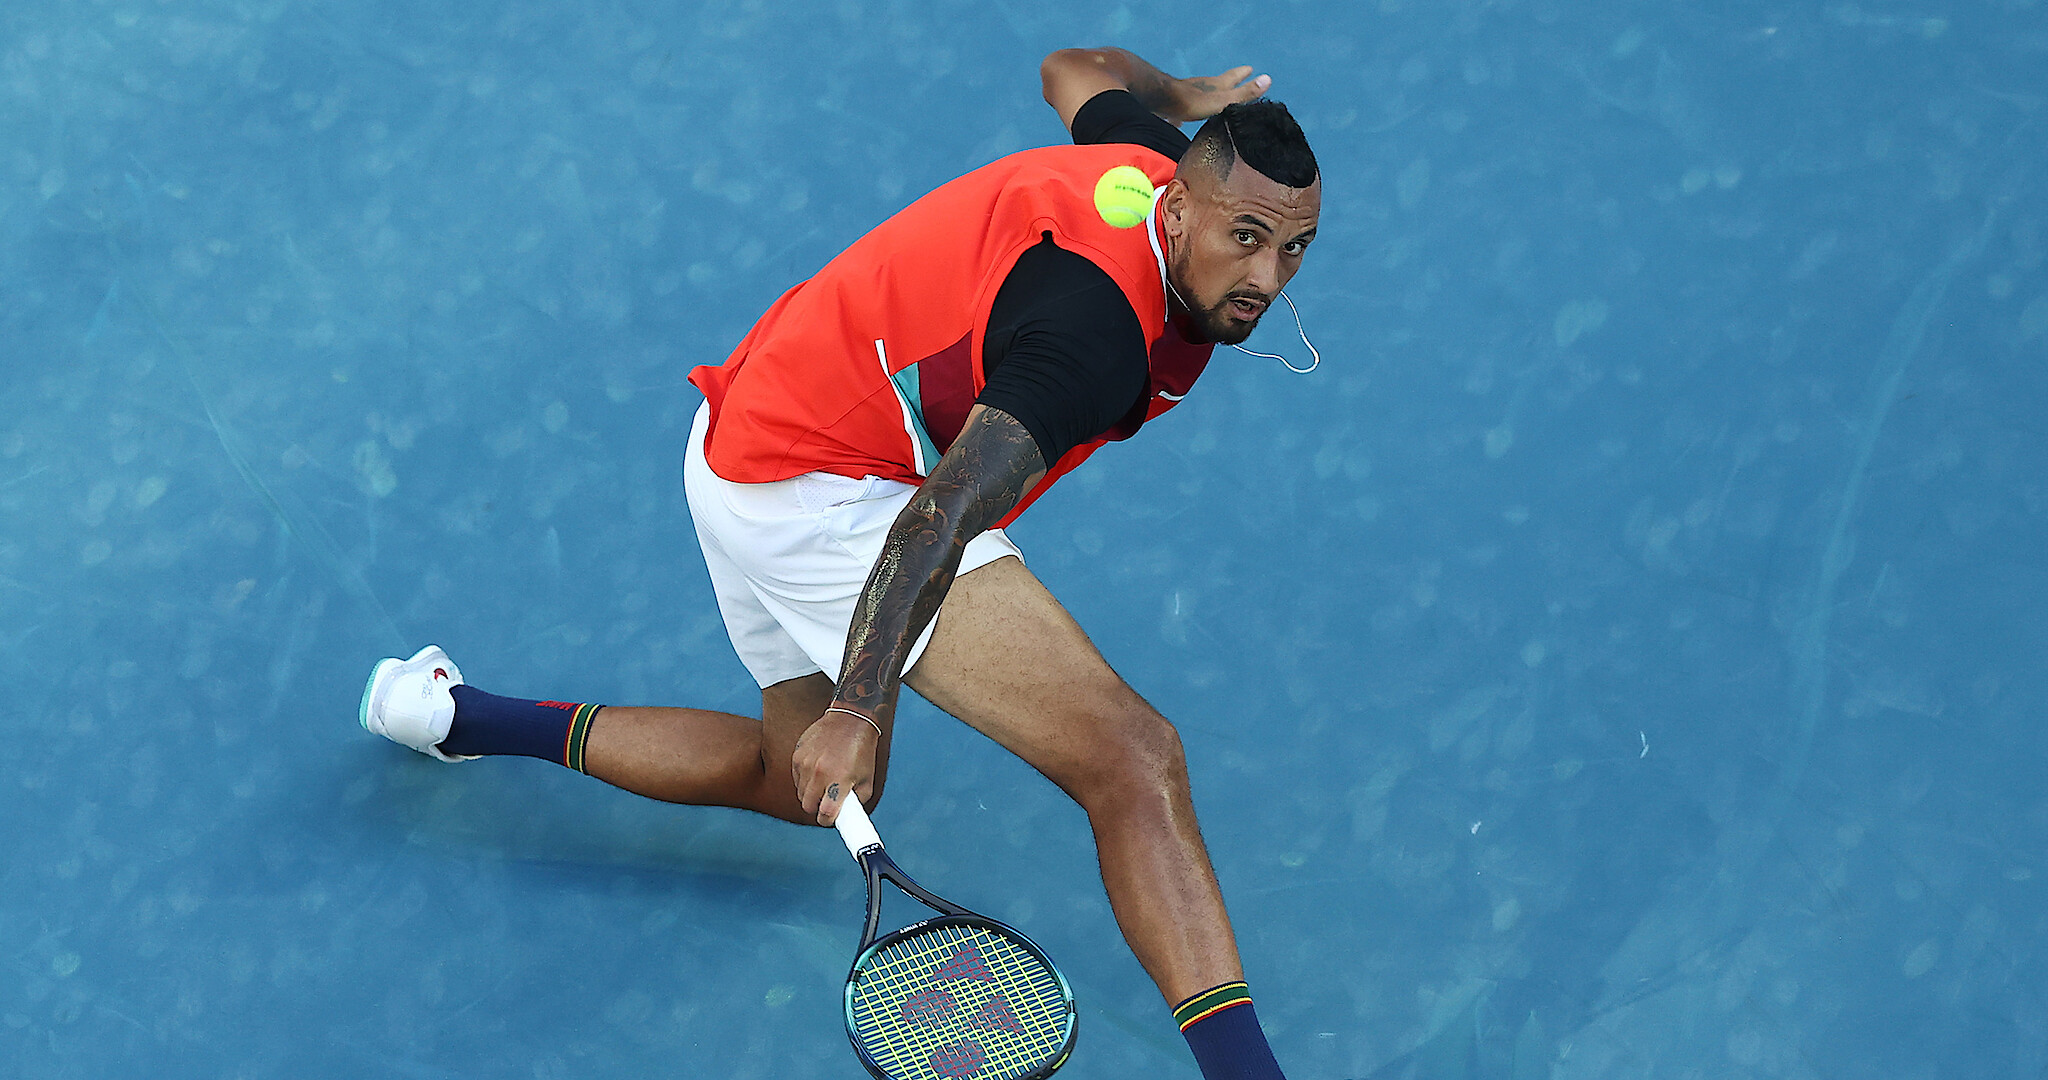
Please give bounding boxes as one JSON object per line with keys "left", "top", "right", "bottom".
{"left": 1072, "top": 705, "right": 1190, "bottom": 811}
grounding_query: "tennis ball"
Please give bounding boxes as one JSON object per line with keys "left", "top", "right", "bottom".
{"left": 1094, "top": 165, "right": 1155, "bottom": 229}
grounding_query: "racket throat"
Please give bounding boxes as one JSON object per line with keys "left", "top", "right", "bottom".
{"left": 857, "top": 851, "right": 973, "bottom": 952}
{"left": 861, "top": 863, "right": 888, "bottom": 949}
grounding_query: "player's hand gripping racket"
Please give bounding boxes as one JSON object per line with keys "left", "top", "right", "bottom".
{"left": 834, "top": 793, "right": 1077, "bottom": 1080}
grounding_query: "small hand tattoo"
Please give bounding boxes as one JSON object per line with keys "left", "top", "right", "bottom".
{"left": 826, "top": 783, "right": 841, "bottom": 803}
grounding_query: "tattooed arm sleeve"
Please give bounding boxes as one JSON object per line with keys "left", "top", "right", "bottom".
{"left": 831, "top": 404, "right": 1047, "bottom": 720}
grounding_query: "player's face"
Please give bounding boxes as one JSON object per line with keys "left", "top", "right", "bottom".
{"left": 1162, "top": 166, "right": 1320, "bottom": 345}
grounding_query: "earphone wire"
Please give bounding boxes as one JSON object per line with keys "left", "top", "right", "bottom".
{"left": 1230, "top": 291, "right": 1321, "bottom": 374}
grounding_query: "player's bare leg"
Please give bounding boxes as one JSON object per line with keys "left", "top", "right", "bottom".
{"left": 903, "top": 554, "right": 1242, "bottom": 1008}
{"left": 367, "top": 561, "right": 1229, "bottom": 1002}
{"left": 470, "top": 554, "right": 1239, "bottom": 1004}
{"left": 360, "top": 555, "right": 1275, "bottom": 1074}
{"left": 578, "top": 672, "right": 892, "bottom": 825}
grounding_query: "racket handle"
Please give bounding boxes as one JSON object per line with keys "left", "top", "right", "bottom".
{"left": 834, "top": 791, "right": 884, "bottom": 859}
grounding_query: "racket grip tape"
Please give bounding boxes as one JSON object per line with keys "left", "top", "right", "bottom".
{"left": 834, "top": 790, "right": 884, "bottom": 858}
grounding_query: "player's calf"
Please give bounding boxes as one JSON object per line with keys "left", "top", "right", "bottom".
{"left": 1042, "top": 707, "right": 1290, "bottom": 1080}
{"left": 357, "top": 649, "right": 889, "bottom": 824}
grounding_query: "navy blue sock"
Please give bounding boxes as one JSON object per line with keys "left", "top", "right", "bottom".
{"left": 441, "top": 686, "right": 602, "bottom": 771}
{"left": 1175, "top": 983, "right": 1285, "bottom": 1080}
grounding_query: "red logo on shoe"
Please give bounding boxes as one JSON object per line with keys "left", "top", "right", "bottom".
{"left": 433, "top": 668, "right": 448, "bottom": 681}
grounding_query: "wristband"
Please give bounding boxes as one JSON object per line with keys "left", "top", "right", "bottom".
{"left": 824, "top": 706, "right": 885, "bottom": 740}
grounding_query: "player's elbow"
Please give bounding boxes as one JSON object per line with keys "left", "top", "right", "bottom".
{"left": 1039, "top": 48, "right": 1100, "bottom": 107}
{"left": 1039, "top": 50, "right": 1071, "bottom": 106}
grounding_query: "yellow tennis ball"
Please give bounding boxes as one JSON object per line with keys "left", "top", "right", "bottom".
{"left": 1094, "top": 165, "right": 1155, "bottom": 229}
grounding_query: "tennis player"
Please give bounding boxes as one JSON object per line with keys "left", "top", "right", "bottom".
{"left": 361, "top": 46, "right": 1318, "bottom": 1080}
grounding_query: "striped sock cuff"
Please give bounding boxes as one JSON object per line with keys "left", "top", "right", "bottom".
{"left": 563, "top": 703, "right": 602, "bottom": 773}
{"left": 1173, "top": 982, "right": 1252, "bottom": 1031}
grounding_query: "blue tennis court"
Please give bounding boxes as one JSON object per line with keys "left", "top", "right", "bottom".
{"left": 4, "top": 1, "right": 2043, "bottom": 1077}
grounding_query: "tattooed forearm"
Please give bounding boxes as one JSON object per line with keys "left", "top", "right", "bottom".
{"left": 834, "top": 405, "right": 1045, "bottom": 715}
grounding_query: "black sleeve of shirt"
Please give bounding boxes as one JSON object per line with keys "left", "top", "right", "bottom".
{"left": 1069, "top": 89, "right": 1192, "bottom": 161}
{"left": 976, "top": 239, "right": 1149, "bottom": 468}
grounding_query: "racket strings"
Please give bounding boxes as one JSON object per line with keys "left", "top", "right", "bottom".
{"left": 849, "top": 922, "right": 1070, "bottom": 1079}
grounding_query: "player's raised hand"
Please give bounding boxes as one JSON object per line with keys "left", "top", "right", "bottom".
{"left": 1043, "top": 48, "right": 1274, "bottom": 132}
{"left": 1168, "top": 65, "right": 1271, "bottom": 122}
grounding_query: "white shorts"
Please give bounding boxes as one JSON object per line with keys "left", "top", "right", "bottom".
{"left": 684, "top": 402, "right": 1025, "bottom": 689}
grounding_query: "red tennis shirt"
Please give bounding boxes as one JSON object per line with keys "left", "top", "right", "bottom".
{"left": 687, "top": 142, "right": 1214, "bottom": 526}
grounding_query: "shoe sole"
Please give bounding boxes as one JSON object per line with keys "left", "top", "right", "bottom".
{"left": 359, "top": 656, "right": 402, "bottom": 732}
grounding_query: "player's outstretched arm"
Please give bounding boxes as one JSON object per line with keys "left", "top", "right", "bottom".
{"left": 791, "top": 405, "right": 1046, "bottom": 825}
{"left": 1040, "top": 47, "right": 1270, "bottom": 132}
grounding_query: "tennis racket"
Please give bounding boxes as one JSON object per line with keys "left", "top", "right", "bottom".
{"left": 833, "top": 792, "right": 1078, "bottom": 1080}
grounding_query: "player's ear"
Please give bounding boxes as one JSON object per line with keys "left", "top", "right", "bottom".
{"left": 1159, "top": 177, "right": 1190, "bottom": 242}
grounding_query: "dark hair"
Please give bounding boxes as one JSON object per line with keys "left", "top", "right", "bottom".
{"left": 1185, "top": 99, "right": 1318, "bottom": 189}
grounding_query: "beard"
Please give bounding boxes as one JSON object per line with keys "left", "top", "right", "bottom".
{"left": 1168, "top": 258, "right": 1266, "bottom": 346}
{"left": 1190, "top": 294, "right": 1264, "bottom": 345}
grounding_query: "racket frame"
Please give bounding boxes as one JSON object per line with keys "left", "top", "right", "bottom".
{"left": 835, "top": 795, "right": 1079, "bottom": 1080}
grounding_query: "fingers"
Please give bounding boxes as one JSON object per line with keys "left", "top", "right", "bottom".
{"left": 793, "top": 750, "right": 836, "bottom": 821}
{"left": 814, "top": 781, "right": 879, "bottom": 827}
{"left": 797, "top": 765, "right": 850, "bottom": 826}
{"left": 1180, "top": 68, "right": 1271, "bottom": 122}
{"left": 1210, "top": 66, "right": 1269, "bottom": 93}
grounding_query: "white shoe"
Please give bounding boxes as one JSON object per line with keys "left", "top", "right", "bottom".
{"left": 359, "top": 645, "right": 477, "bottom": 762}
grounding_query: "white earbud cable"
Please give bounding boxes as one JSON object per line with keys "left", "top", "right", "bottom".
{"left": 1230, "top": 291, "right": 1320, "bottom": 374}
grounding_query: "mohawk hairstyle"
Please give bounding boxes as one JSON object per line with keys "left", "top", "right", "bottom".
{"left": 1183, "top": 99, "right": 1318, "bottom": 189}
